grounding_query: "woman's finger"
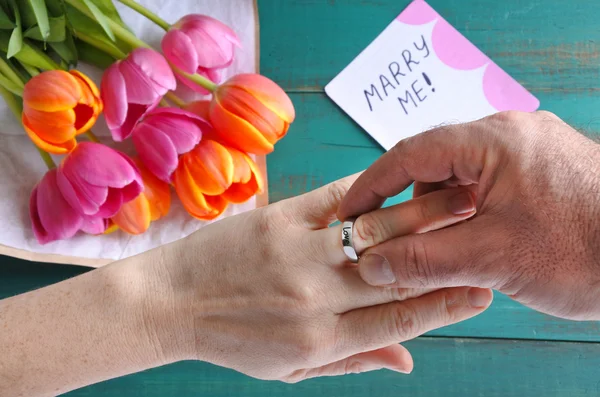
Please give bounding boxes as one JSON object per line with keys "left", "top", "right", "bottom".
{"left": 282, "top": 344, "right": 412, "bottom": 383}
{"left": 330, "top": 267, "right": 435, "bottom": 313}
{"left": 309, "top": 187, "right": 476, "bottom": 265}
{"left": 334, "top": 287, "right": 493, "bottom": 359}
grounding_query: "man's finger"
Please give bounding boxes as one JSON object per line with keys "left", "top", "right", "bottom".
{"left": 337, "top": 121, "right": 489, "bottom": 220}
{"left": 358, "top": 219, "right": 498, "bottom": 288}
{"left": 283, "top": 344, "right": 412, "bottom": 383}
{"left": 309, "top": 187, "right": 476, "bottom": 265}
{"left": 335, "top": 287, "right": 492, "bottom": 358}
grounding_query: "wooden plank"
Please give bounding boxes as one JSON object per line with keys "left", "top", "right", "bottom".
{"left": 60, "top": 337, "right": 600, "bottom": 397}
{"left": 258, "top": 0, "right": 600, "bottom": 94}
{"left": 2, "top": 256, "right": 599, "bottom": 342}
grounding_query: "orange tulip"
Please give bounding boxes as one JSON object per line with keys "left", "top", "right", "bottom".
{"left": 208, "top": 73, "right": 295, "bottom": 155}
{"left": 22, "top": 70, "right": 102, "bottom": 154}
{"left": 111, "top": 160, "right": 171, "bottom": 235}
{"left": 173, "top": 139, "right": 264, "bottom": 220}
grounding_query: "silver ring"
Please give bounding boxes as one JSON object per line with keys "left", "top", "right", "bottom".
{"left": 341, "top": 217, "right": 359, "bottom": 263}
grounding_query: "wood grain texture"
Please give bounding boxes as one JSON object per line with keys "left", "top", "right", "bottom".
{"left": 61, "top": 337, "right": 600, "bottom": 397}
{"left": 1, "top": 0, "right": 600, "bottom": 394}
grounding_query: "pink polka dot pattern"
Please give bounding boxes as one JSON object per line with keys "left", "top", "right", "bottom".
{"left": 483, "top": 63, "right": 540, "bottom": 112}
{"left": 396, "top": 0, "right": 539, "bottom": 112}
{"left": 396, "top": 0, "right": 438, "bottom": 25}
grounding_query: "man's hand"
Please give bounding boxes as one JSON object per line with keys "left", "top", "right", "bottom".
{"left": 338, "top": 111, "right": 600, "bottom": 320}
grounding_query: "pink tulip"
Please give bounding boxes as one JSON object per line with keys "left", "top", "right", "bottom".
{"left": 101, "top": 48, "right": 177, "bottom": 141}
{"left": 30, "top": 169, "right": 107, "bottom": 244}
{"left": 56, "top": 142, "right": 143, "bottom": 218}
{"left": 162, "top": 14, "right": 240, "bottom": 93}
{"left": 132, "top": 107, "right": 209, "bottom": 182}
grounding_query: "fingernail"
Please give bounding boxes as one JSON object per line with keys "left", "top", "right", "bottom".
{"left": 359, "top": 254, "right": 396, "bottom": 286}
{"left": 390, "top": 367, "right": 412, "bottom": 374}
{"left": 448, "top": 191, "right": 475, "bottom": 215}
{"left": 467, "top": 287, "right": 492, "bottom": 308}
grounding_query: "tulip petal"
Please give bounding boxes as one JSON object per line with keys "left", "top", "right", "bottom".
{"left": 222, "top": 152, "right": 263, "bottom": 204}
{"left": 185, "top": 140, "right": 234, "bottom": 195}
{"left": 173, "top": 162, "right": 227, "bottom": 220}
{"left": 182, "top": 16, "right": 238, "bottom": 68}
{"left": 162, "top": 29, "right": 198, "bottom": 74}
{"left": 57, "top": 167, "right": 108, "bottom": 216}
{"left": 67, "top": 143, "right": 139, "bottom": 189}
{"left": 111, "top": 193, "right": 151, "bottom": 235}
{"left": 128, "top": 48, "right": 177, "bottom": 91}
{"left": 22, "top": 106, "right": 76, "bottom": 143}
{"left": 209, "top": 101, "right": 274, "bottom": 154}
{"left": 23, "top": 70, "right": 81, "bottom": 112}
{"left": 217, "top": 87, "right": 284, "bottom": 143}
{"left": 32, "top": 169, "right": 84, "bottom": 244}
{"left": 228, "top": 147, "right": 252, "bottom": 184}
{"left": 29, "top": 185, "right": 49, "bottom": 244}
{"left": 225, "top": 74, "right": 295, "bottom": 123}
{"left": 222, "top": 177, "right": 259, "bottom": 204}
{"left": 145, "top": 108, "right": 205, "bottom": 153}
{"left": 119, "top": 60, "right": 164, "bottom": 105}
{"left": 80, "top": 215, "right": 108, "bottom": 235}
{"left": 101, "top": 64, "right": 128, "bottom": 140}
{"left": 137, "top": 161, "right": 171, "bottom": 220}
{"left": 133, "top": 123, "right": 178, "bottom": 182}
{"left": 97, "top": 189, "right": 124, "bottom": 218}
{"left": 24, "top": 121, "right": 77, "bottom": 154}
{"left": 185, "top": 100, "right": 211, "bottom": 120}
{"left": 71, "top": 70, "right": 101, "bottom": 101}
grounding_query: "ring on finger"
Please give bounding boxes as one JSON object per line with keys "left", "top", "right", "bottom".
{"left": 342, "top": 217, "right": 359, "bottom": 263}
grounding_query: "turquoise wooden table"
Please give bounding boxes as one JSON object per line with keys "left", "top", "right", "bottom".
{"left": 2, "top": 0, "right": 600, "bottom": 395}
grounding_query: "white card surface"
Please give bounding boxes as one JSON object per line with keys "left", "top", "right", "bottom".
{"left": 325, "top": 0, "right": 539, "bottom": 151}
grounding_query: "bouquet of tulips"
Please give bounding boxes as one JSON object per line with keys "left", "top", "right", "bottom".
{"left": 0, "top": 0, "right": 294, "bottom": 245}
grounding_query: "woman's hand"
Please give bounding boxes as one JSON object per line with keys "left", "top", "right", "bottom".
{"left": 157, "top": 174, "right": 492, "bottom": 382}
{"left": 0, "top": 175, "right": 492, "bottom": 396}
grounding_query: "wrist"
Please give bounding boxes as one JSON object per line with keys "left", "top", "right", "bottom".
{"left": 123, "top": 243, "right": 197, "bottom": 363}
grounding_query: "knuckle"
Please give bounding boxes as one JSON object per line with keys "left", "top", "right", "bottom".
{"left": 294, "top": 328, "right": 323, "bottom": 362}
{"left": 401, "top": 239, "right": 433, "bottom": 287}
{"left": 327, "top": 180, "right": 352, "bottom": 208}
{"left": 534, "top": 110, "right": 560, "bottom": 122}
{"left": 391, "top": 303, "right": 420, "bottom": 339}
{"left": 354, "top": 213, "right": 387, "bottom": 247}
{"left": 413, "top": 199, "right": 433, "bottom": 227}
{"left": 489, "top": 110, "right": 527, "bottom": 123}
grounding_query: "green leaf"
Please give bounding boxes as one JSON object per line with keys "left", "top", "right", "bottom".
{"left": 23, "top": 0, "right": 50, "bottom": 40}
{"left": 0, "top": 5, "right": 14, "bottom": 29}
{"left": 49, "top": 32, "right": 77, "bottom": 66}
{"left": 6, "top": 0, "right": 21, "bottom": 58}
{"left": 0, "top": 31, "right": 60, "bottom": 69}
{"left": 88, "top": 0, "right": 128, "bottom": 29}
{"left": 24, "top": 15, "right": 64, "bottom": 42}
{"left": 81, "top": 0, "right": 114, "bottom": 41}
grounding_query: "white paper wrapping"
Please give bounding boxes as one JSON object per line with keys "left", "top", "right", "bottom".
{"left": 0, "top": 0, "right": 259, "bottom": 266}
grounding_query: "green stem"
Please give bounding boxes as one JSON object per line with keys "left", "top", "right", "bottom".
{"left": 74, "top": 31, "right": 128, "bottom": 60}
{"left": 36, "top": 147, "right": 56, "bottom": 170}
{"left": 164, "top": 91, "right": 187, "bottom": 108}
{"left": 64, "top": 0, "right": 150, "bottom": 49}
{"left": 117, "top": 0, "right": 171, "bottom": 31}
{"left": 19, "top": 62, "right": 39, "bottom": 77}
{"left": 86, "top": 130, "right": 101, "bottom": 143}
{"left": 170, "top": 64, "right": 218, "bottom": 92}
{"left": 0, "top": 73, "right": 24, "bottom": 96}
{"left": 0, "top": 85, "right": 55, "bottom": 169}
{"left": 0, "top": 57, "right": 25, "bottom": 88}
